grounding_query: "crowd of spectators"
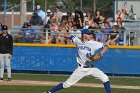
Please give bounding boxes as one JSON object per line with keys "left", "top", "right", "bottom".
{"left": 17, "top": 4, "right": 128, "bottom": 45}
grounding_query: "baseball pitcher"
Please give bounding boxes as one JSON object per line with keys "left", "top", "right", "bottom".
{"left": 44, "top": 29, "right": 111, "bottom": 93}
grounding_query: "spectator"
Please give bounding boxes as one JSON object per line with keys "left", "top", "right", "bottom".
{"left": 102, "top": 22, "right": 112, "bottom": 42}
{"left": 88, "top": 19, "right": 95, "bottom": 30}
{"left": 40, "top": 24, "right": 51, "bottom": 44}
{"left": 116, "top": 17, "right": 125, "bottom": 30}
{"left": 66, "top": 11, "right": 73, "bottom": 22}
{"left": 35, "top": 4, "right": 46, "bottom": 21}
{"left": 117, "top": 19, "right": 127, "bottom": 45}
{"left": 108, "top": 25, "right": 120, "bottom": 45}
{"left": 30, "top": 11, "right": 43, "bottom": 26}
{"left": 65, "top": 21, "right": 75, "bottom": 44}
{"left": 83, "top": 21, "right": 90, "bottom": 29}
{"left": 73, "top": 11, "right": 84, "bottom": 29}
{"left": 56, "top": 19, "right": 67, "bottom": 44}
{"left": 103, "top": 22, "right": 112, "bottom": 33}
{"left": 0, "top": 23, "right": 2, "bottom": 33}
{"left": 93, "top": 20, "right": 104, "bottom": 43}
{"left": 74, "top": 20, "right": 83, "bottom": 29}
{"left": 57, "top": 25, "right": 67, "bottom": 44}
{"left": 88, "top": 19, "right": 96, "bottom": 40}
{"left": 19, "top": 23, "right": 36, "bottom": 43}
{"left": 74, "top": 10, "right": 84, "bottom": 23}
{"left": 113, "top": 17, "right": 124, "bottom": 26}
{"left": 104, "top": 17, "right": 113, "bottom": 27}
{"left": 43, "top": 9, "right": 52, "bottom": 25}
{"left": 84, "top": 10, "right": 94, "bottom": 26}
{"left": 53, "top": 6, "right": 63, "bottom": 24}
{"left": 40, "top": 16, "right": 55, "bottom": 44}
{"left": 92, "top": 19, "right": 102, "bottom": 31}
{"left": 95, "top": 29, "right": 105, "bottom": 43}
{"left": 40, "top": 27, "right": 46, "bottom": 44}
{"left": 113, "top": 17, "right": 126, "bottom": 45}
{"left": 0, "top": 25, "right": 13, "bottom": 81}
{"left": 66, "top": 21, "right": 74, "bottom": 32}
{"left": 95, "top": 10, "right": 105, "bottom": 22}
{"left": 18, "top": 22, "right": 29, "bottom": 43}
{"left": 21, "top": 22, "right": 28, "bottom": 31}
{"left": 49, "top": 19, "right": 59, "bottom": 44}
{"left": 61, "top": 11, "right": 73, "bottom": 23}
{"left": 24, "top": 23, "right": 36, "bottom": 43}
{"left": 115, "top": 9, "right": 121, "bottom": 21}
{"left": 120, "top": 8, "right": 127, "bottom": 20}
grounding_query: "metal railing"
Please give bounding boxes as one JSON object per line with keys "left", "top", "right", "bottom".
{"left": 9, "top": 27, "right": 140, "bottom": 46}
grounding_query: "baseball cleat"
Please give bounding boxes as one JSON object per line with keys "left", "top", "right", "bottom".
{"left": 7, "top": 78, "right": 11, "bottom": 81}
{"left": 0, "top": 78, "right": 3, "bottom": 80}
{"left": 47, "top": 91, "right": 52, "bottom": 93}
{"left": 0, "top": 78, "right": 3, "bottom": 81}
{"left": 43, "top": 91, "right": 51, "bottom": 93}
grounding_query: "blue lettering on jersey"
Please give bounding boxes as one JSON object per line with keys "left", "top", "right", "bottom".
{"left": 78, "top": 46, "right": 91, "bottom": 52}
{"left": 86, "top": 53, "right": 92, "bottom": 57}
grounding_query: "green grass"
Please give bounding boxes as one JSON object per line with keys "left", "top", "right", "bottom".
{"left": 10, "top": 73, "right": 140, "bottom": 86}
{"left": 0, "top": 85, "right": 140, "bottom": 93}
{"left": 0, "top": 85, "right": 47, "bottom": 93}
{"left": 1, "top": 73, "right": 140, "bottom": 93}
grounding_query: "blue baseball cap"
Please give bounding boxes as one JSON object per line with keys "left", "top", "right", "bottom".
{"left": 81, "top": 29, "right": 92, "bottom": 35}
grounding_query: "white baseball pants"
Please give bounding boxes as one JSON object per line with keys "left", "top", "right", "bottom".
{"left": 0, "top": 54, "right": 11, "bottom": 78}
{"left": 63, "top": 66, "right": 109, "bottom": 88}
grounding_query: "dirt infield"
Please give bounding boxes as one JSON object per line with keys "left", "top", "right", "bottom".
{"left": 0, "top": 80, "right": 140, "bottom": 90}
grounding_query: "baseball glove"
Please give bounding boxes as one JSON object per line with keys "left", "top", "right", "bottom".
{"left": 89, "top": 53, "right": 103, "bottom": 61}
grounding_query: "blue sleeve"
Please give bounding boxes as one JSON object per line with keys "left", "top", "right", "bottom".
{"left": 70, "top": 35, "right": 75, "bottom": 40}
{"left": 102, "top": 43, "right": 108, "bottom": 48}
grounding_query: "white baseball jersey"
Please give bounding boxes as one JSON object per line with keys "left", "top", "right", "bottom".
{"left": 71, "top": 36, "right": 104, "bottom": 66}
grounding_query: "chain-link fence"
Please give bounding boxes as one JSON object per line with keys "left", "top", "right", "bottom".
{"left": 1, "top": 0, "right": 140, "bottom": 26}
{"left": 0, "top": 0, "right": 113, "bottom": 12}
{"left": 0, "top": 0, "right": 113, "bottom": 28}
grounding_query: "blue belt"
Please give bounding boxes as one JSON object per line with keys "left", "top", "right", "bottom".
{"left": 78, "top": 64, "right": 93, "bottom": 68}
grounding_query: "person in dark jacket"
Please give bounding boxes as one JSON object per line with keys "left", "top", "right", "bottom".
{"left": 0, "top": 25, "right": 13, "bottom": 81}
{"left": 30, "top": 11, "right": 43, "bottom": 26}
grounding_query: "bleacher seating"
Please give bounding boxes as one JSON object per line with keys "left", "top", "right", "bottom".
{"left": 10, "top": 25, "right": 44, "bottom": 43}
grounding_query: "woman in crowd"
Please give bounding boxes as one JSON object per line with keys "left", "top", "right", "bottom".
{"left": 84, "top": 10, "right": 94, "bottom": 26}
{"left": 95, "top": 10, "right": 105, "bottom": 22}
{"left": 108, "top": 25, "right": 120, "bottom": 45}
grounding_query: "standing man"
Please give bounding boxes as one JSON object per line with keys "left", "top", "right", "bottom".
{"left": 0, "top": 25, "right": 13, "bottom": 81}
{"left": 44, "top": 29, "right": 111, "bottom": 93}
